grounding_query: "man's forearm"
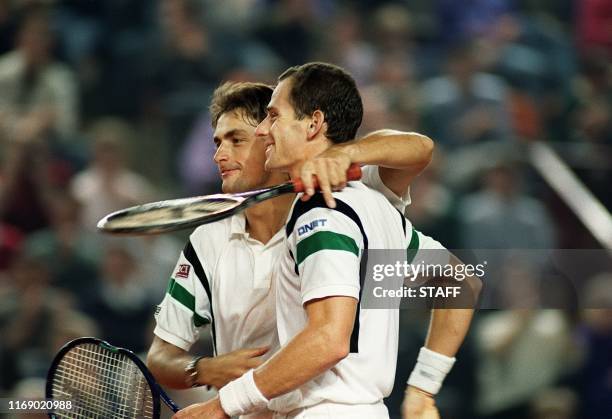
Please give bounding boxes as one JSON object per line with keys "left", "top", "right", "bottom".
{"left": 405, "top": 255, "right": 481, "bottom": 397}
{"left": 424, "top": 254, "right": 481, "bottom": 356}
{"left": 404, "top": 309, "right": 473, "bottom": 396}
{"left": 338, "top": 129, "right": 433, "bottom": 170}
{"left": 147, "top": 340, "right": 194, "bottom": 389}
{"left": 253, "top": 326, "right": 347, "bottom": 399}
{"left": 424, "top": 308, "right": 474, "bottom": 357}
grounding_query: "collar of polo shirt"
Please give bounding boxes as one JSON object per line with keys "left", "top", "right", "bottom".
{"left": 230, "top": 212, "right": 285, "bottom": 248}
{"left": 230, "top": 213, "right": 248, "bottom": 238}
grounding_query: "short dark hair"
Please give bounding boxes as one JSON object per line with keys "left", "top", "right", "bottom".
{"left": 279, "top": 62, "right": 363, "bottom": 143}
{"left": 209, "top": 82, "right": 273, "bottom": 128}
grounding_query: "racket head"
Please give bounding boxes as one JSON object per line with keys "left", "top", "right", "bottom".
{"left": 97, "top": 194, "right": 247, "bottom": 235}
{"left": 46, "top": 337, "right": 177, "bottom": 419}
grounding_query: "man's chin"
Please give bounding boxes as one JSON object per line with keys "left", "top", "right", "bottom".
{"left": 264, "top": 156, "right": 283, "bottom": 172}
{"left": 221, "top": 180, "right": 237, "bottom": 194}
{"left": 222, "top": 179, "right": 253, "bottom": 194}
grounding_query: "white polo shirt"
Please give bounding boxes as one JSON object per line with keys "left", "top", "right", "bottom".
{"left": 269, "top": 180, "right": 445, "bottom": 414}
{"left": 153, "top": 166, "right": 410, "bottom": 356}
{"left": 153, "top": 212, "right": 282, "bottom": 357}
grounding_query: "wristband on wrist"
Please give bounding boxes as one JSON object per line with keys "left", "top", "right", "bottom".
{"left": 407, "top": 347, "right": 456, "bottom": 395}
{"left": 184, "top": 355, "right": 206, "bottom": 388}
{"left": 218, "top": 369, "right": 269, "bottom": 417}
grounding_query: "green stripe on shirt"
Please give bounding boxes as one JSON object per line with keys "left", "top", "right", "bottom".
{"left": 167, "top": 278, "right": 209, "bottom": 327}
{"left": 296, "top": 231, "right": 359, "bottom": 265}
{"left": 407, "top": 229, "right": 420, "bottom": 264}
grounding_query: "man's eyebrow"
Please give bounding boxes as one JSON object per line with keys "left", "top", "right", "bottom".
{"left": 214, "top": 129, "right": 248, "bottom": 141}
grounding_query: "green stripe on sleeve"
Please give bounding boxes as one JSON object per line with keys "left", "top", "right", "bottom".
{"left": 167, "top": 278, "right": 209, "bottom": 327}
{"left": 296, "top": 231, "right": 359, "bottom": 265}
{"left": 193, "top": 313, "right": 208, "bottom": 327}
{"left": 407, "top": 229, "right": 420, "bottom": 264}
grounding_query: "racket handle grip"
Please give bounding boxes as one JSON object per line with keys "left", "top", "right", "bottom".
{"left": 293, "top": 163, "right": 362, "bottom": 193}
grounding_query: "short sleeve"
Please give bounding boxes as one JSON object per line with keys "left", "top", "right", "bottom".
{"left": 406, "top": 228, "right": 450, "bottom": 267}
{"left": 361, "top": 165, "right": 411, "bottom": 213}
{"left": 154, "top": 241, "right": 212, "bottom": 351}
{"left": 287, "top": 201, "right": 365, "bottom": 305}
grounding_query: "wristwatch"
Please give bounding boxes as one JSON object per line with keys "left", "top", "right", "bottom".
{"left": 185, "top": 355, "right": 205, "bottom": 388}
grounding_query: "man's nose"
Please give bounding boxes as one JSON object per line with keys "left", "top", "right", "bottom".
{"left": 213, "top": 143, "right": 228, "bottom": 163}
{"left": 255, "top": 118, "right": 270, "bottom": 137}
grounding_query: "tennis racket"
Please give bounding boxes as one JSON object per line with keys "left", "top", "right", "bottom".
{"left": 46, "top": 337, "right": 180, "bottom": 419}
{"left": 97, "top": 164, "right": 362, "bottom": 235}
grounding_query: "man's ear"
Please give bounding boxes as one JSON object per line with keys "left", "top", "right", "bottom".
{"left": 307, "top": 110, "right": 326, "bottom": 140}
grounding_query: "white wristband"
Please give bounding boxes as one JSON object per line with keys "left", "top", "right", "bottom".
{"left": 407, "top": 347, "right": 456, "bottom": 395}
{"left": 218, "top": 369, "right": 269, "bottom": 417}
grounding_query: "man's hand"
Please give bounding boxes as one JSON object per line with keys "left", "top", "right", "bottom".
{"left": 299, "top": 147, "right": 352, "bottom": 208}
{"left": 402, "top": 386, "right": 440, "bottom": 419}
{"left": 173, "top": 397, "right": 228, "bottom": 419}
{"left": 199, "top": 347, "right": 269, "bottom": 389}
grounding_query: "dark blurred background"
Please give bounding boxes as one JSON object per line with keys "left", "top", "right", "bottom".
{"left": 0, "top": 0, "right": 611, "bottom": 418}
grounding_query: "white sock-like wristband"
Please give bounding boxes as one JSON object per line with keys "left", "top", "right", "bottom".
{"left": 218, "top": 369, "right": 269, "bottom": 417}
{"left": 407, "top": 347, "right": 456, "bottom": 395}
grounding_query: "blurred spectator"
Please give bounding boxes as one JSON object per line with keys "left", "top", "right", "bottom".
{"left": 319, "top": 9, "right": 376, "bottom": 85}
{"left": 475, "top": 11, "right": 575, "bottom": 143}
{"left": 70, "top": 117, "right": 155, "bottom": 231}
{"left": 420, "top": 42, "right": 514, "bottom": 148}
{"left": 82, "top": 244, "right": 153, "bottom": 354}
{"left": 254, "top": 0, "right": 321, "bottom": 66}
{"left": 370, "top": 4, "right": 415, "bottom": 57}
{"left": 0, "top": 5, "right": 78, "bottom": 146}
{"left": 458, "top": 163, "right": 556, "bottom": 249}
{"left": 24, "top": 191, "right": 100, "bottom": 299}
{"left": 145, "top": 0, "right": 237, "bottom": 163}
{"left": 476, "top": 307, "right": 577, "bottom": 419}
{"left": 202, "top": 0, "right": 262, "bottom": 32}
{"left": 363, "top": 52, "right": 420, "bottom": 131}
{"left": 479, "top": 12, "right": 574, "bottom": 95}
{"left": 434, "top": 0, "right": 512, "bottom": 44}
{"left": 0, "top": 141, "right": 52, "bottom": 234}
{"left": 0, "top": 255, "right": 93, "bottom": 390}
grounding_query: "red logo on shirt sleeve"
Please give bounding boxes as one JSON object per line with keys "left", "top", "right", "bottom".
{"left": 175, "top": 264, "right": 191, "bottom": 278}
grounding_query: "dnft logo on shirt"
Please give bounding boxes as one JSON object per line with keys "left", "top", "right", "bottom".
{"left": 298, "top": 219, "right": 328, "bottom": 236}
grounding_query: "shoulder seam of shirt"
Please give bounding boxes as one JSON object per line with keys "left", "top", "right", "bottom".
{"left": 285, "top": 192, "right": 361, "bottom": 238}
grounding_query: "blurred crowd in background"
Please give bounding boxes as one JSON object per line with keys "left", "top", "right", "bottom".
{"left": 0, "top": 0, "right": 611, "bottom": 418}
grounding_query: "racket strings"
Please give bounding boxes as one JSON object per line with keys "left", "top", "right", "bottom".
{"left": 106, "top": 200, "right": 238, "bottom": 229}
{"left": 50, "top": 343, "right": 154, "bottom": 418}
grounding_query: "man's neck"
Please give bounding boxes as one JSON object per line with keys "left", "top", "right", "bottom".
{"left": 245, "top": 194, "right": 295, "bottom": 244}
{"left": 287, "top": 137, "right": 331, "bottom": 180}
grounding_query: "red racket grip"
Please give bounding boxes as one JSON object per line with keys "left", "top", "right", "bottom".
{"left": 292, "top": 163, "right": 362, "bottom": 193}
